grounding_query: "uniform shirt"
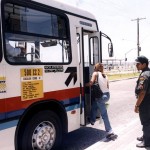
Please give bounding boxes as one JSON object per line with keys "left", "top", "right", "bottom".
{"left": 135, "top": 68, "right": 150, "bottom": 97}
{"left": 97, "top": 72, "right": 109, "bottom": 93}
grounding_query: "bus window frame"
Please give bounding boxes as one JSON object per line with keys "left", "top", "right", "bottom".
{"left": 1, "top": 0, "right": 72, "bottom": 65}
{"left": 89, "top": 36, "right": 99, "bottom": 65}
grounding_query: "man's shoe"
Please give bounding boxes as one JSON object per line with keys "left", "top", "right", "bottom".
{"left": 136, "top": 142, "right": 150, "bottom": 148}
{"left": 137, "top": 136, "right": 143, "bottom": 141}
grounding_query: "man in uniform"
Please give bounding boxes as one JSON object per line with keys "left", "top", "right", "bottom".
{"left": 135, "top": 55, "right": 150, "bottom": 148}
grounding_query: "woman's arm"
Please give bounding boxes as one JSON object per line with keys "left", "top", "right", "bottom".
{"left": 106, "top": 75, "right": 109, "bottom": 89}
{"left": 86, "top": 72, "right": 97, "bottom": 87}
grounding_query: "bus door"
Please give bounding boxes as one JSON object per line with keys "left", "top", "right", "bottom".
{"left": 85, "top": 32, "right": 113, "bottom": 124}
{"left": 76, "top": 27, "right": 101, "bottom": 125}
{"left": 85, "top": 32, "right": 102, "bottom": 124}
{"left": 76, "top": 28, "right": 85, "bottom": 125}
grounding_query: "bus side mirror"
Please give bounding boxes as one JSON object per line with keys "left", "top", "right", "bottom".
{"left": 108, "top": 43, "right": 114, "bottom": 57}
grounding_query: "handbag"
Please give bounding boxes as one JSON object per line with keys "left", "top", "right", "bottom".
{"left": 92, "top": 73, "right": 103, "bottom": 98}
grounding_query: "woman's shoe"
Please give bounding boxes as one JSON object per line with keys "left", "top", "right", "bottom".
{"left": 87, "top": 118, "right": 94, "bottom": 125}
{"left": 106, "top": 133, "right": 118, "bottom": 140}
{"left": 90, "top": 122, "right": 94, "bottom": 125}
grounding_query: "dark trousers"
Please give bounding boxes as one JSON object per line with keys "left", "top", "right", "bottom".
{"left": 139, "top": 98, "right": 150, "bottom": 146}
{"left": 143, "top": 124, "right": 150, "bottom": 145}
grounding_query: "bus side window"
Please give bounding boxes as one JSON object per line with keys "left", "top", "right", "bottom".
{"left": 4, "top": 3, "right": 71, "bottom": 64}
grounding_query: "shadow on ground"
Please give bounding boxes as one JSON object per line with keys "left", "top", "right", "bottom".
{"left": 61, "top": 127, "right": 106, "bottom": 150}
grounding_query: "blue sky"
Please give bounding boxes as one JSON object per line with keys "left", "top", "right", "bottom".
{"left": 56, "top": 0, "right": 150, "bottom": 62}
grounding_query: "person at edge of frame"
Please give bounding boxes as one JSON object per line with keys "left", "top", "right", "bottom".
{"left": 135, "top": 55, "right": 150, "bottom": 148}
{"left": 86, "top": 62, "right": 117, "bottom": 139}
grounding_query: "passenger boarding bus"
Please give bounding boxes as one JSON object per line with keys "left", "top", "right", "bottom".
{"left": 0, "top": 0, "right": 113, "bottom": 149}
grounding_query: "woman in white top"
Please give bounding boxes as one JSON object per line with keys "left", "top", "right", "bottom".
{"left": 86, "top": 63, "right": 117, "bottom": 139}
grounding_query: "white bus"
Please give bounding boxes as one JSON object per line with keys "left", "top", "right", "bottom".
{"left": 0, "top": 0, "right": 113, "bottom": 149}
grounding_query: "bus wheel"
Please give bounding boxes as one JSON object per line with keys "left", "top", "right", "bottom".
{"left": 21, "top": 110, "right": 62, "bottom": 150}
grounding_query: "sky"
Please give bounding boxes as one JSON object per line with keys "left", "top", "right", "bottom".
{"left": 56, "top": 0, "right": 150, "bottom": 62}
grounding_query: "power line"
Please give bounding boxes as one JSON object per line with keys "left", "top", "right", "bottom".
{"left": 131, "top": 17, "right": 146, "bottom": 57}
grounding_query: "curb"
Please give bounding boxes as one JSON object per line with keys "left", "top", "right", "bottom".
{"left": 110, "top": 77, "right": 138, "bottom": 82}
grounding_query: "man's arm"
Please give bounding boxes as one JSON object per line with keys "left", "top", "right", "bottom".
{"left": 134, "top": 90, "right": 146, "bottom": 113}
{"left": 134, "top": 74, "right": 149, "bottom": 113}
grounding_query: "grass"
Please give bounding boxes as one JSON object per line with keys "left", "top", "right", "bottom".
{"left": 107, "top": 72, "right": 140, "bottom": 81}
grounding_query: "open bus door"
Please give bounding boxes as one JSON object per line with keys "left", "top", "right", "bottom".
{"left": 84, "top": 31, "right": 102, "bottom": 125}
{"left": 76, "top": 27, "right": 102, "bottom": 125}
{"left": 76, "top": 27, "right": 113, "bottom": 126}
{"left": 76, "top": 27, "right": 85, "bottom": 125}
{"left": 85, "top": 31, "right": 113, "bottom": 125}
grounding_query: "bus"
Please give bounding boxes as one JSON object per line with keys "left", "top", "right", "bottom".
{"left": 0, "top": 0, "right": 113, "bottom": 149}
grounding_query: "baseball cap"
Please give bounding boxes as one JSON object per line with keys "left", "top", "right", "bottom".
{"left": 135, "top": 55, "right": 149, "bottom": 64}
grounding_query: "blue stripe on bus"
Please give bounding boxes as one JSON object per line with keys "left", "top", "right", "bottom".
{"left": 0, "top": 96, "right": 81, "bottom": 126}
{"left": 61, "top": 97, "right": 80, "bottom": 105}
{"left": 6, "top": 109, "right": 25, "bottom": 118}
{"left": 61, "top": 97, "right": 80, "bottom": 111}
{"left": 0, "top": 120, "right": 18, "bottom": 130}
{"left": 0, "top": 114, "right": 5, "bottom": 120}
{"left": 65, "top": 103, "right": 80, "bottom": 111}
{"left": 0, "top": 101, "right": 80, "bottom": 131}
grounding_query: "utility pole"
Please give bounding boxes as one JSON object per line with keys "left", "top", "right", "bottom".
{"left": 131, "top": 17, "right": 146, "bottom": 57}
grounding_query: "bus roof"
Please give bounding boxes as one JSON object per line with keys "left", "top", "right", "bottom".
{"left": 32, "top": 0, "right": 96, "bottom": 20}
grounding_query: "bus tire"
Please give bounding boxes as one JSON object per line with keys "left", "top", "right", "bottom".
{"left": 21, "top": 110, "right": 62, "bottom": 150}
